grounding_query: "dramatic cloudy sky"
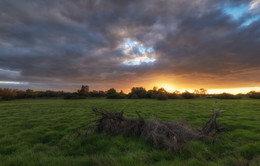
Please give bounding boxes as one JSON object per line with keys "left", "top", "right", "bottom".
{"left": 0, "top": 0, "right": 260, "bottom": 92}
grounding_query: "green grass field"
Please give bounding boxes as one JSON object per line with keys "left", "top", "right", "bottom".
{"left": 0, "top": 99, "right": 259, "bottom": 166}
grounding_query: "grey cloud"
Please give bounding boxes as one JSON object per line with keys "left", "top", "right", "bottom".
{"left": 0, "top": 0, "right": 259, "bottom": 90}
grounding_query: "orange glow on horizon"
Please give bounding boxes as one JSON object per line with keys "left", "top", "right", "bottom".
{"left": 206, "top": 87, "right": 260, "bottom": 94}
{"left": 141, "top": 83, "right": 260, "bottom": 94}
{"left": 157, "top": 83, "right": 176, "bottom": 92}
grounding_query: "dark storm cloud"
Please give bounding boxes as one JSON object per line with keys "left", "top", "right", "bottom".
{"left": 0, "top": 0, "right": 259, "bottom": 90}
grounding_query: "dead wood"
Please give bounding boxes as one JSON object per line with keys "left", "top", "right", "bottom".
{"left": 202, "top": 101, "right": 226, "bottom": 136}
{"left": 78, "top": 102, "right": 225, "bottom": 150}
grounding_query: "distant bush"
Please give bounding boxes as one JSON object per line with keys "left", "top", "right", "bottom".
{"left": 128, "top": 87, "right": 147, "bottom": 99}
{"left": 106, "top": 88, "right": 125, "bottom": 99}
{"left": 89, "top": 90, "right": 106, "bottom": 98}
{"left": 182, "top": 91, "right": 195, "bottom": 99}
{"left": 130, "top": 94, "right": 139, "bottom": 99}
{"left": 16, "top": 90, "right": 27, "bottom": 99}
{"left": 215, "top": 93, "right": 241, "bottom": 99}
{"left": 38, "top": 90, "right": 64, "bottom": 98}
{"left": 16, "top": 89, "right": 38, "bottom": 98}
{"left": 0, "top": 88, "right": 17, "bottom": 100}
{"left": 145, "top": 90, "right": 154, "bottom": 98}
{"left": 64, "top": 93, "right": 86, "bottom": 99}
{"left": 78, "top": 85, "right": 89, "bottom": 97}
{"left": 3, "top": 85, "right": 256, "bottom": 101}
{"left": 156, "top": 92, "right": 168, "bottom": 100}
{"left": 248, "top": 91, "right": 260, "bottom": 99}
{"left": 167, "top": 92, "right": 180, "bottom": 99}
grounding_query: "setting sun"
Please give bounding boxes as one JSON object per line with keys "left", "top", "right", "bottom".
{"left": 158, "top": 84, "right": 176, "bottom": 92}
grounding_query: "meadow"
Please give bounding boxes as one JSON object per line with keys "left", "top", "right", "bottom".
{"left": 0, "top": 98, "right": 259, "bottom": 166}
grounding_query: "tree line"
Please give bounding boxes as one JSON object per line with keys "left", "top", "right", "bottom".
{"left": 0, "top": 85, "right": 259, "bottom": 101}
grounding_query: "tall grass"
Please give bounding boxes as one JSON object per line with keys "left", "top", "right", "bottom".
{"left": 0, "top": 99, "right": 259, "bottom": 165}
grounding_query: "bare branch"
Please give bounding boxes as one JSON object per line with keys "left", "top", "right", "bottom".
{"left": 136, "top": 111, "right": 144, "bottom": 120}
{"left": 77, "top": 104, "right": 226, "bottom": 151}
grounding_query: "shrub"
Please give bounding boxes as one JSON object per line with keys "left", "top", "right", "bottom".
{"left": 89, "top": 90, "right": 106, "bottom": 98}
{"left": 215, "top": 93, "right": 241, "bottom": 99}
{"left": 64, "top": 93, "right": 86, "bottom": 99}
{"left": 156, "top": 92, "right": 168, "bottom": 100}
{"left": 145, "top": 90, "right": 154, "bottom": 98}
{"left": 182, "top": 91, "right": 195, "bottom": 99}
{"left": 0, "top": 88, "right": 17, "bottom": 100}
{"left": 106, "top": 88, "right": 125, "bottom": 99}
{"left": 167, "top": 92, "right": 179, "bottom": 99}
{"left": 130, "top": 87, "right": 147, "bottom": 98}
{"left": 248, "top": 91, "right": 260, "bottom": 99}
{"left": 130, "top": 94, "right": 139, "bottom": 99}
{"left": 77, "top": 85, "right": 89, "bottom": 97}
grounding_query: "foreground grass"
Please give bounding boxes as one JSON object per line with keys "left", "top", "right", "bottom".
{"left": 0, "top": 98, "right": 259, "bottom": 166}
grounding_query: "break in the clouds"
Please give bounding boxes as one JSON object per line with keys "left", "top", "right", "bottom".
{"left": 0, "top": 0, "right": 259, "bottom": 91}
{"left": 120, "top": 38, "right": 156, "bottom": 66}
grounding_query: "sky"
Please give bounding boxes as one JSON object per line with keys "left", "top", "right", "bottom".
{"left": 0, "top": 0, "right": 260, "bottom": 93}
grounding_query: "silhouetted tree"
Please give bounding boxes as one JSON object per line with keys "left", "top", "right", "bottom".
{"left": 167, "top": 92, "right": 180, "bottom": 99}
{"left": 153, "top": 88, "right": 168, "bottom": 100}
{"left": 182, "top": 91, "right": 195, "bottom": 99}
{"left": 78, "top": 85, "right": 89, "bottom": 96}
{"left": 173, "top": 90, "right": 180, "bottom": 94}
{"left": 106, "top": 88, "right": 124, "bottom": 99}
{"left": 25, "top": 89, "right": 37, "bottom": 98}
{"left": 64, "top": 92, "right": 85, "bottom": 99}
{"left": 90, "top": 90, "right": 106, "bottom": 98}
{"left": 119, "top": 90, "right": 126, "bottom": 97}
{"left": 156, "top": 92, "right": 168, "bottom": 100}
{"left": 0, "top": 88, "right": 17, "bottom": 100}
{"left": 215, "top": 93, "right": 241, "bottom": 99}
{"left": 37, "top": 90, "right": 64, "bottom": 98}
{"left": 98, "top": 90, "right": 106, "bottom": 97}
{"left": 247, "top": 91, "right": 260, "bottom": 99}
{"left": 129, "top": 87, "right": 147, "bottom": 99}
{"left": 16, "top": 90, "right": 26, "bottom": 99}
{"left": 199, "top": 88, "right": 207, "bottom": 95}
{"left": 145, "top": 90, "right": 154, "bottom": 98}
{"left": 194, "top": 88, "right": 207, "bottom": 97}
{"left": 158, "top": 88, "right": 166, "bottom": 93}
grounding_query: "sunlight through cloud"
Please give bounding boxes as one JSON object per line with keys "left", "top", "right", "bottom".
{"left": 0, "top": 68, "right": 20, "bottom": 75}
{"left": 250, "top": 0, "right": 260, "bottom": 11}
{"left": 120, "top": 38, "right": 156, "bottom": 66}
{"left": 0, "top": 81, "right": 28, "bottom": 85}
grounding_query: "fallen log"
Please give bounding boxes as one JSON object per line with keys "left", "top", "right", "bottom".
{"left": 77, "top": 101, "right": 225, "bottom": 150}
